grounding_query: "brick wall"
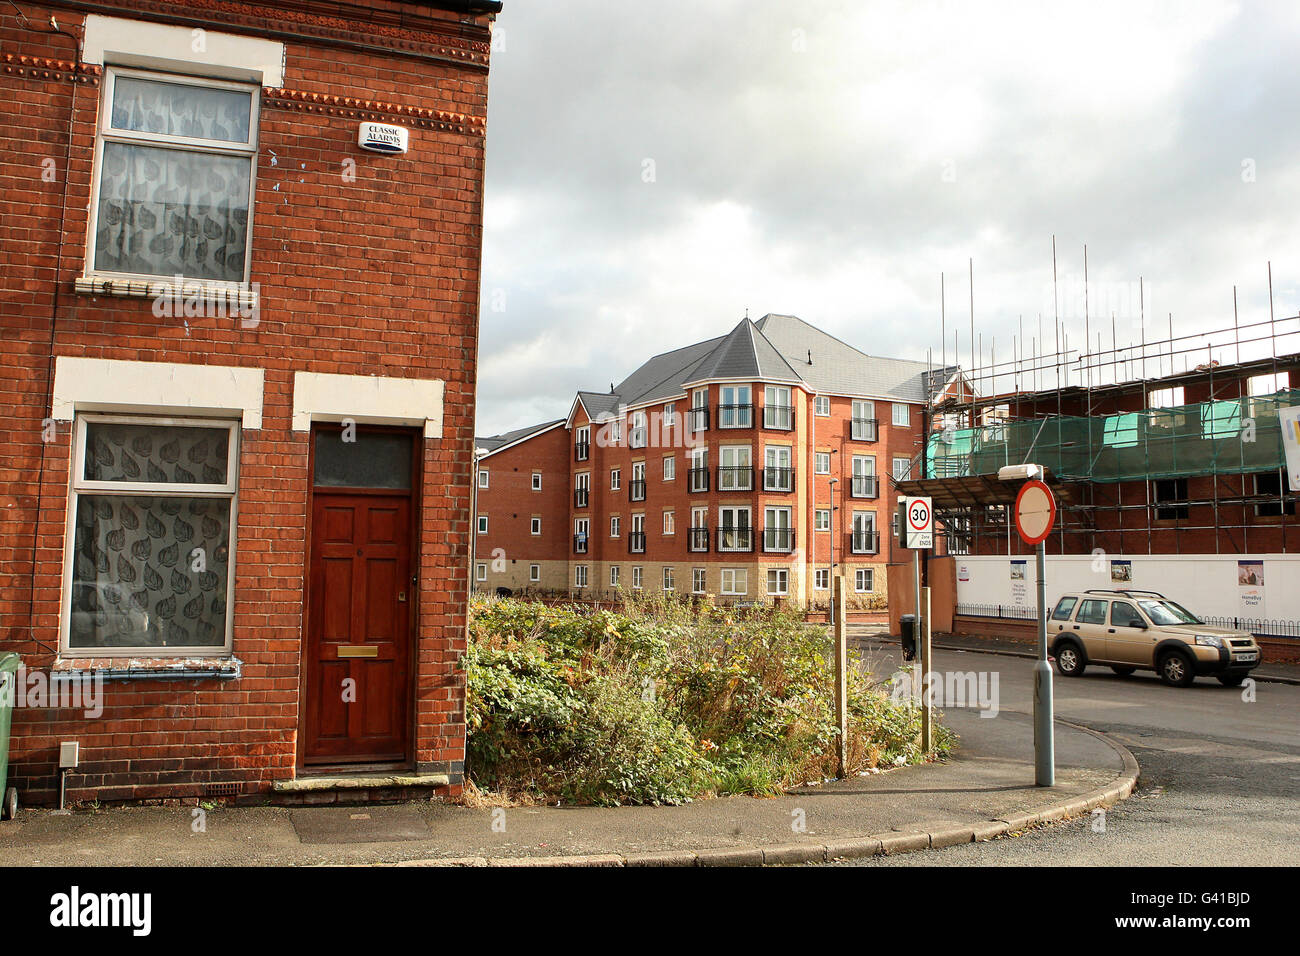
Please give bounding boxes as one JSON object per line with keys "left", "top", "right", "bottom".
{"left": 0, "top": 0, "right": 494, "bottom": 804}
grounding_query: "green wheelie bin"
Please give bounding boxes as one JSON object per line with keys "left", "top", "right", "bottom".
{"left": 0, "top": 653, "right": 19, "bottom": 819}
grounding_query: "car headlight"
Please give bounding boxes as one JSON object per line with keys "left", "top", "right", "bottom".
{"left": 1194, "top": 635, "right": 1223, "bottom": 648}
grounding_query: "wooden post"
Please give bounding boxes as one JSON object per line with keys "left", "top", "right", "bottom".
{"left": 833, "top": 572, "right": 849, "bottom": 777}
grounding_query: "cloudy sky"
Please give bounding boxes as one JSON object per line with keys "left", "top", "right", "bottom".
{"left": 474, "top": 0, "right": 1300, "bottom": 436}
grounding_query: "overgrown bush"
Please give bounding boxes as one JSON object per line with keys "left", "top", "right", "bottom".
{"left": 463, "top": 593, "right": 952, "bottom": 805}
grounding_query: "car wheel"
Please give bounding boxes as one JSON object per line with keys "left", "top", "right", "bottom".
{"left": 1158, "top": 650, "right": 1195, "bottom": 687}
{"left": 1111, "top": 666, "right": 1136, "bottom": 677}
{"left": 1216, "top": 674, "right": 1245, "bottom": 688}
{"left": 1055, "top": 642, "right": 1086, "bottom": 677}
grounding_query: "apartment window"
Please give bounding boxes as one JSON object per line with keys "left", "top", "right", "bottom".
{"left": 663, "top": 510, "right": 675, "bottom": 535}
{"left": 1154, "top": 478, "right": 1189, "bottom": 520}
{"left": 610, "top": 515, "right": 621, "bottom": 538}
{"left": 718, "top": 505, "right": 752, "bottom": 552}
{"left": 692, "top": 567, "right": 706, "bottom": 594}
{"left": 630, "top": 410, "right": 648, "bottom": 448}
{"left": 892, "top": 457, "right": 912, "bottom": 482}
{"left": 763, "top": 385, "right": 793, "bottom": 430}
{"left": 477, "top": 515, "right": 488, "bottom": 534}
{"left": 574, "top": 472, "right": 590, "bottom": 509}
{"left": 851, "top": 511, "right": 877, "bottom": 553}
{"left": 721, "top": 568, "right": 747, "bottom": 595}
{"left": 91, "top": 69, "right": 258, "bottom": 285}
{"left": 815, "top": 451, "right": 831, "bottom": 474}
{"left": 630, "top": 461, "right": 646, "bottom": 501}
{"left": 611, "top": 565, "right": 621, "bottom": 587}
{"left": 531, "top": 472, "right": 542, "bottom": 491}
{"left": 815, "top": 508, "right": 831, "bottom": 531}
{"left": 607, "top": 419, "right": 622, "bottom": 445}
{"left": 476, "top": 562, "right": 487, "bottom": 582}
{"left": 719, "top": 385, "right": 752, "bottom": 428}
{"left": 573, "top": 518, "right": 590, "bottom": 554}
{"left": 852, "top": 455, "right": 877, "bottom": 497}
{"left": 575, "top": 425, "right": 590, "bottom": 461}
{"left": 663, "top": 456, "right": 676, "bottom": 481}
{"left": 1149, "top": 386, "right": 1185, "bottom": 409}
{"left": 1255, "top": 471, "right": 1296, "bottom": 516}
{"left": 688, "top": 446, "right": 709, "bottom": 492}
{"left": 763, "top": 505, "right": 793, "bottom": 552}
{"left": 530, "top": 517, "right": 541, "bottom": 536}
{"left": 766, "top": 568, "right": 788, "bottom": 595}
{"left": 892, "top": 511, "right": 900, "bottom": 537}
{"left": 689, "top": 387, "right": 710, "bottom": 432}
{"left": 529, "top": 564, "right": 540, "bottom": 582}
{"left": 477, "top": 469, "right": 489, "bottom": 489}
{"left": 851, "top": 400, "right": 877, "bottom": 441}
{"left": 65, "top": 416, "right": 242, "bottom": 654}
{"left": 663, "top": 402, "right": 677, "bottom": 426}
{"left": 719, "top": 445, "right": 752, "bottom": 491}
{"left": 575, "top": 565, "right": 588, "bottom": 588}
{"left": 764, "top": 445, "right": 793, "bottom": 491}
{"left": 892, "top": 403, "right": 910, "bottom": 427}
{"left": 855, "top": 568, "right": 875, "bottom": 593}
{"left": 611, "top": 468, "right": 621, "bottom": 491}
{"left": 814, "top": 395, "right": 830, "bottom": 416}
{"left": 629, "top": 513, "right": 646, "bottom": 553}
{"left": 814, "top": 568, "right": 829, "bottom": 590}
{"left": 662, "top": 567, "right": 675, "bottom": 591}
{"left": 632, "top": 566, "right": 643, "bottom": 589}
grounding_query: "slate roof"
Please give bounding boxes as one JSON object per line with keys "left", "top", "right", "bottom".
{"left": 475, "top": 418, "right": 565, "bottom": 455}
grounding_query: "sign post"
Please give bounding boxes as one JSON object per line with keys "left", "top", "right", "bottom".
{"left": 900, "top": 496, "right": 934, "bottom": 752}
{"left": 1013, "top": 478, "right": 1057, "bottom": 787}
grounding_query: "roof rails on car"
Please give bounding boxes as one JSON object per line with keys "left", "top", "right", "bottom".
{"left": 1081, "top": 588, "right": 1168, "bottom": 598}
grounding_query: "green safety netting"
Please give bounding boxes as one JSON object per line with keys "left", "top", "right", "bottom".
{"left": 926, "top": 389, "right": 1299, "bottom": 482}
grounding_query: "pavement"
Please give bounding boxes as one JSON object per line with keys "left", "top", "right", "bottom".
{"left": 0, "top": 704, "right": 1138, "bottom": 868}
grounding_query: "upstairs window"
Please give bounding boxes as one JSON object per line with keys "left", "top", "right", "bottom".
{"left": 92, "top": 69, "right": 258, "bottom": 285}
{"left": 814, "top": 395, "right": 830, "bottom": 416}
{"left": 478, "top": 469, "right": 489, "bottom": 489}
{"left": 892, "top": 403, "right": 910, "bottom": 427}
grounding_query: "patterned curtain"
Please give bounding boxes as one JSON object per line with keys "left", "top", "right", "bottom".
{"left": 94, "top": 76, "right": 253, "bottom": 282}
{"left": 69, "top": 423, "right": 233, "bottom": 650}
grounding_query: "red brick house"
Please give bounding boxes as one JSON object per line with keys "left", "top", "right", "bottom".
{"left": 474, "top": 314, "right": 947, "bottom": 607}
{"left": 0, "top": 0, "right": 501, "bottom": 806}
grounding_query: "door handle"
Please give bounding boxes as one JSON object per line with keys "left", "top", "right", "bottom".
{"left": 1072, "top": 625, "right": 1079, "bottom": 630}
{"left": 1108, "top": 628, "right": 1115, "bottom": 633}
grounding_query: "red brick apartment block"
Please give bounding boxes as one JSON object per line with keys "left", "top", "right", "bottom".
{"left": 474, "top": 315, "right": 953, "bottom": 607}
{"left": 0, "top": 0, "right": 501, "bottom": 806}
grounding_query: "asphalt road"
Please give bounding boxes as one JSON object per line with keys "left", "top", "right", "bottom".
{"left": 840, "top": 637, "right": 1300, "bottom": 866}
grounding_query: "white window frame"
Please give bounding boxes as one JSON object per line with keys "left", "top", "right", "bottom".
{"left": 721, "top": 568, "right": 747, "bottom": 595}
{"left": 663, "top": 455, "right": 676, "bottom": 481}
{"left": 63, "top": 413, "right": 241, "bottom": 657}
{"left": 766, "top": 568, "right": 789, "bottom": 596}
{"left": 662, "top": 566, "right": 675, "bottom": 591}
{"left": 815, "top": 508, "right": 831, "bottom": 531}
{"left": 610, "top": 565, "right": 621, "bottom": 587}
{"left": 478, "top": 469, "right": 489, "bottom": 488}
{"left": 632, "top": 566, "right": 644, "bottom": 589}
{"left": 814, "top": 395, "right": 830, "bottom": 416}
{"left": 477, "top": 514, "right": 488, "bottom": 534}
{"left": 476, "top": 562, "right": 487, "bottom": 581}
{"left": 814, "top": 568, "right": 829, "bottom": 590}
{"left": 531, "top": 471, "right": 542, "bottom": 491}
{"left": 856, "top": 568, "right": 875, "bottom": 593}
{"left": 663, "top": 510, "right": 675, "bottom": 535}
{"left": 575, "top": 565, "right": 588, "bottom": 588}
{"left": 692, "top": 567, "right": 706, "bottom": 594}
{"left": 529, "top": 564, "right": 540, "bottom": 582}
{"left": 815, "top": 451, "right": 830, "bottom": 474}
{"left": 892, "top": 456, "right": 912, "bottom": 482}
{"left": 611, "top": 468, "right": 621, "bottom": 490}
{"left": 892, "top": 403, "right": 910, "bottom": 427}
{"left": 530, "top": 517, "right": 542, "bottom": 536}
{"left": 88, "top": 67, "right": 260, "bottom": 289}
{"left": 610, "top": 515, "right": 621, "bottom": 538}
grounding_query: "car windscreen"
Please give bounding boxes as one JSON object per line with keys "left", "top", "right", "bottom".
{"left": 1137, "top": 599, "right": 1201, "bottom": 626}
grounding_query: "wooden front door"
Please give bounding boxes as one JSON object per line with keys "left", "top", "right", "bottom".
{"left": 304, "top": 492, "right": 412, "bottom": 764}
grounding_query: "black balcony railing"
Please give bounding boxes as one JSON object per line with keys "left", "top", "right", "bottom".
{"left": 687, "top": 467, "right": 710, "bottom": 492}
{"left": 573, "top": 534, "right": 589, "bottom": 554}
{"left": 575, "top": 441, "right": 590, "bottom": 461}
{"left": 851, "top": 530, "right": 880, "bottom": 554}
{"left": 716, "top": 526, "right": 754, "bottom": 552}
{"left": 763, "top": 527, "right": 795, "bottom": 552}
{"left": 763, "top": 466, "right": 794, "bottom": 492}
{"left": 851, "top": 475, "right": 879, "bottom": 498}
{"left": 717, "top": 404, "right": 753, "bottom": 428}
{"left": 688, "top": 527, "right": 710, "bottom": 551}
{"left": 687, "top": 406, "right": 709, "bottom": 431}
{"left": 764, "top": 404, "right": 794, "bottom": 430}
{"left": 629, "top": 479, "right": 646, "bottom": 502}
{"left": 717, "top": 465, "right": 753, "bottom": 491}
{"left": 574, "top": 488, "right": 589, "bottom": 508}
{"left": 850, "top": 418, "right": 878, "bottom": 442}
{"left": 628, "top": 531, "right": 646, "bottom": 553}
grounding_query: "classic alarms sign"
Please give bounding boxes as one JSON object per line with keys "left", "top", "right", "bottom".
{"left": 358, "top": 122, "right": 409, "bottom": 154}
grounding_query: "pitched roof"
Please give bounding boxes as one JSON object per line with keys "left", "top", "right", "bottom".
{"left": 475, "top": 418, "right": 565, "bottom": 456}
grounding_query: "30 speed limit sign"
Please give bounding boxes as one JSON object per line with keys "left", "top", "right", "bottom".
{"left": 902, "top": 496, "right": 933, "bottom": 549}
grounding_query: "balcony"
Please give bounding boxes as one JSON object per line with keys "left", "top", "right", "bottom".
{"left": 850, "top": 418, "right": 878, "bottom": 442}
{"left": 716, "top": 526, "right": 754, "bottom": 552}
{"left": 687, "top": 467, "right": 710, "bottom": 492}
{"left": 763, "top": 527, "right": 795, "bottom": 552}
{"left": 717, "top": 465, "right": 753, "bottom": 491}
{"left": 575, "top": 441, "right": 590, "bottom": 461}
{"left": 574, "top": 488, "right": 589, "bottom": 508}
{"left": 851, "top": 475, "right": 879, "bottom": 498}
{"left": 763, "top": 466, "right": 794, "bottom": 492}
{"left": 764, "top": 404, "right": 794, "bottom": 430}
{"left": 573, "top": 534, "right": 589, "bottom": 554}
{"left": 686, "top": 406, "right": 709, "bottom": 431}
{"left": 629, "top": 479, "right": 646, "bottom": 502}
{"left": 688, "top": 527, "right": 710, "bottom": 552}
{"left": 628, "top": 531, "right": 646, "bottom": 554}
{"left": 717, "top": 404, "right": 753, "bottom": 429}
{"left": 851, "top": 530, "right": 880, "bottom": 554}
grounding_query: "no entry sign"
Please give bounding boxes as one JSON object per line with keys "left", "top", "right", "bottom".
{"left": 902, "top": 496, "right": 933, "bottom": 549}
{"left": 1014, "top": 480, "right": 1056, "bottom": 546}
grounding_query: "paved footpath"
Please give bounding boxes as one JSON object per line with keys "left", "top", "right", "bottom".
{"left": 0, "top": 707, "right": 1136, "bottom": 867}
